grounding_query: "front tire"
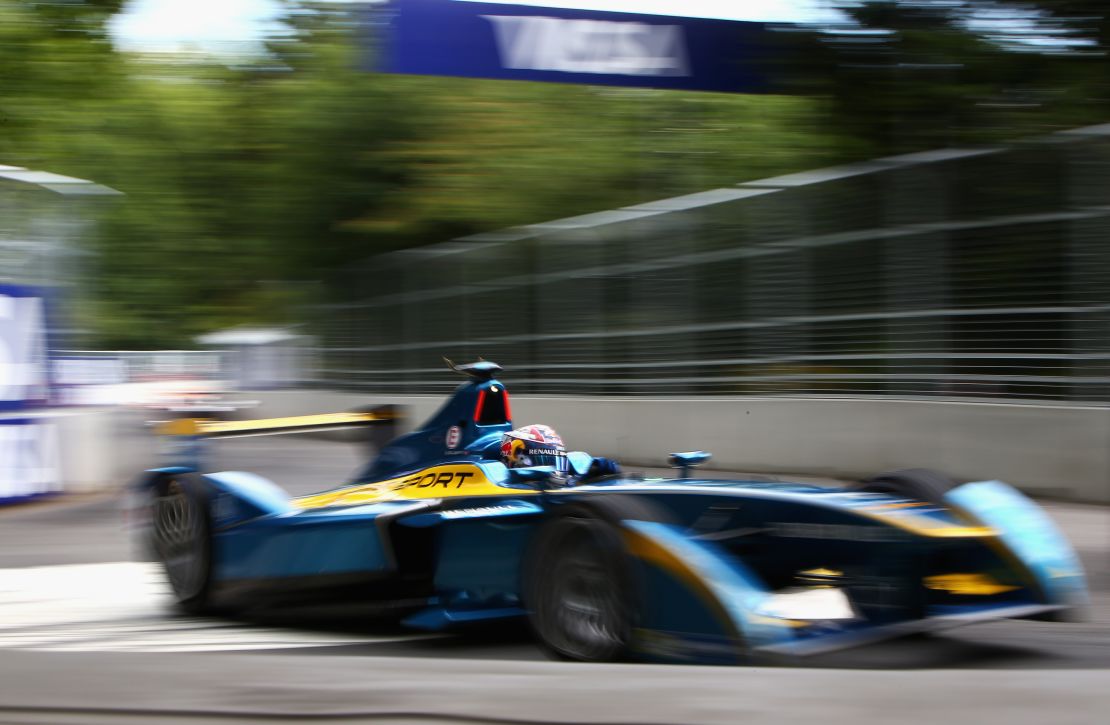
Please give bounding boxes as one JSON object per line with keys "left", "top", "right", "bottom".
{"left": 151, "top": 474, "right": 212, "bottom": 614}
{"left": 525, "top": 507, "right": 634, "bottom": 662}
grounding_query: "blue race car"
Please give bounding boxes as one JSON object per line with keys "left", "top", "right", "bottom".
{"left": 136, "top": 361, "right": 1089, "bottom": 664}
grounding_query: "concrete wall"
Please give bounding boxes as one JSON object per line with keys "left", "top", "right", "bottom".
{"left": 15, "top": 393, "right": 1105, "bottom": 504}
{"left": 55, "top": 409, "right": 161, "bottom": 494}
{"left": 250, "top": 391, "right": 1110, "bottom": 503}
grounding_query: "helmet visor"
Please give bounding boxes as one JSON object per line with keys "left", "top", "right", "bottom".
{"left": 518, "top": 446, "right": 568, "bottom": 473}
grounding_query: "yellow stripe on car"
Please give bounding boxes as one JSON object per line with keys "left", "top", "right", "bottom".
{"left": 294, "top": 463, "right": 533, "bottom": 509}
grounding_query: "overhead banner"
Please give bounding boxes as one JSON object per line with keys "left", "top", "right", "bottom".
{"left": 371, "top": 0, "right": 771, "bottom": 94}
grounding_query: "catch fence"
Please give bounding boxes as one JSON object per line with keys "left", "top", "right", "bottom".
{"left": 309, "top": 124, "right": 1110, "bottom": 402}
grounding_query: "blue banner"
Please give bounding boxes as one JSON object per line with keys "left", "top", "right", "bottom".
{"left": 0, "top": 417, "right": 61, "bottom": 505}
{"left": 0, "top": 284, "right": 49, "bottom": 413}
{"left": 370, "top": 0, "right": 770, "bottom": 94}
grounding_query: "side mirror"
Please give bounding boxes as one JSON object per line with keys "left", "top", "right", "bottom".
{"left": 566, "top": 451, "right": 593, "bottom": 477}
{"left": 668, "top": 451, "right": 712, "bottom": 479}
{"left": 507, "top": 466, "right": 558, "bottom": 488}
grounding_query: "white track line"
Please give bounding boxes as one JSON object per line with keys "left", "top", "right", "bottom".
{"left": 0, "top": 562, "right": 432, "bottom": 653}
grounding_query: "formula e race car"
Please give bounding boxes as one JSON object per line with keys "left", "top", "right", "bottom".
{"left": 135, "top": 361, "right": 1089, "bottom": 664}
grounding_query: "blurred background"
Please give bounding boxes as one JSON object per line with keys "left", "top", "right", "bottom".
{"left": 3, "top": 0, "right": 1110, "bottom": 505}
{"left": 1, "top": 5, "right": 1109, "bottom": 721}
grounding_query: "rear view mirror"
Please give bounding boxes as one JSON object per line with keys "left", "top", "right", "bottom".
{"left": 668, "top": 451, "right": 712, "bottom": 479}
{"left": 566, "top": 451, "right": 593, "bottom": 477}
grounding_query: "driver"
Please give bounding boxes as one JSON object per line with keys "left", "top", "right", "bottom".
{"left": 499, "top": 424, "right": 620, "bottom": 483}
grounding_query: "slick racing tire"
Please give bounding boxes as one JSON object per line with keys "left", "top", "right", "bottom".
{"left": 855, "top": 468, "right": 958, "bottom": 505}
{"left": 151, "top": 474, "right": 213, "bottom": 614}
{"left": 524, "top": 498, "right": 670, "bottom": 663}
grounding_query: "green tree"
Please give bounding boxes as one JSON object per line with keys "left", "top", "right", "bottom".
{"left": 0, "top": 0, "right": 126, "bottom": 162}
{"left": 777, "top": 1, "right": 1110, "bottom": 154}
{"left": 0, "top": 2, "right": 872, "bottom": 347}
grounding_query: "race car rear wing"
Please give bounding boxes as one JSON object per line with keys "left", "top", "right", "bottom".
{"left": 155, "top": 405, "right": 402, "bottom": 470}
{"left": 156, "top": 406, "right": 401, "bottom": 439}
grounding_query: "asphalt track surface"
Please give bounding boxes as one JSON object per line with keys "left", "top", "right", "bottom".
{"left": 1, "top": 436, "right": 1108, "bottom": 724}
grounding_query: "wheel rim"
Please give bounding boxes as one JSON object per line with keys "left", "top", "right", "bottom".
{"left": 153, "top": 481, "right": 204, "bottom": 600}
{"left": 537, "top": 520, "right": 627, "bottom": 660}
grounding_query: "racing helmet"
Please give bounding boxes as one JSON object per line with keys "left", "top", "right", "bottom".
{"left": 500, "top": 424, "right": 568, "bottom": 473}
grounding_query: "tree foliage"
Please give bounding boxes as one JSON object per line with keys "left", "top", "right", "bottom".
{"left": 2, "top": 1, "right": 1108, "bottom": 347}
{"left": 776, "top": 1, "right": 1110, "bottom": 153}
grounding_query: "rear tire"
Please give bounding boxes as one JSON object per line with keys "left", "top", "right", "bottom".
{"left": 151, "top": 474, "right": 213, "bottom": 614}
{"left": 854, "top": 468, "right": 958, "bottom": 504}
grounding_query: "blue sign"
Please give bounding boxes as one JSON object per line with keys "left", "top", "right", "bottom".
{"left": 370, "top": 0, "right": 770, "bottom": 94}
{"left": 0, "top": 284, "right": 49, "bottom": 412}
{"left": 0, "top": 417, "right": 61, "bottom": 505}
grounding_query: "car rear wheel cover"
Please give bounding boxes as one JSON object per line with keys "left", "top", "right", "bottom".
{"left": 856, "top": 468, "right": 958, "bottom": 505}
{"left": 527, "top": 514, "right": 632, "bottom": 662}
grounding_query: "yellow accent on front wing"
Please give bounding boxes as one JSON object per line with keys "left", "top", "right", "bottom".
{"left": 924, "top": 573, "right": 1020, "bottom": 596}
{"left": 294, "top": 463, "right": 534, "bottom": 509}
{"left": 622, "top": 528, "right": 745, "bottom": 645}
{"left": 856, "top": 507, "right": 998, "bottom": 539}
{"left": 901, "top": 525, "right": 997, "bottom": 538}
{"left": 747, "top": 614, "right": 811, "bottom": 628}
{"left": 799, "top": 568, "right": 843, "bottom": 579}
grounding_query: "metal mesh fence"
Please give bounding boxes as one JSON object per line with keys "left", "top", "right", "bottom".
{"left": 308, "top": 124, "right": 1110, "bottom": 402}
{"left": 1, "top": 168, "right": 122, "bottom": 345}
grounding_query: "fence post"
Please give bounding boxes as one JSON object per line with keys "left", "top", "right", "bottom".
{"left": 882, "top": 160, "right": 950, "bottom": 397}
{"left": 1067, "top": 132, "right": 1110, "bottom": 402}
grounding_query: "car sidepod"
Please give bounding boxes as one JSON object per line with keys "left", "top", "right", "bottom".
{"left": 397, "top": 499, "right": 545, "bottom": 629}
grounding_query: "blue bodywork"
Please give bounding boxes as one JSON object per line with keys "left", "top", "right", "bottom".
{"left": 357, "top": 364, "right": 513, "bottom": 481}
{"left": 136, "top": 366, "right": 1090, "bottom": 664}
